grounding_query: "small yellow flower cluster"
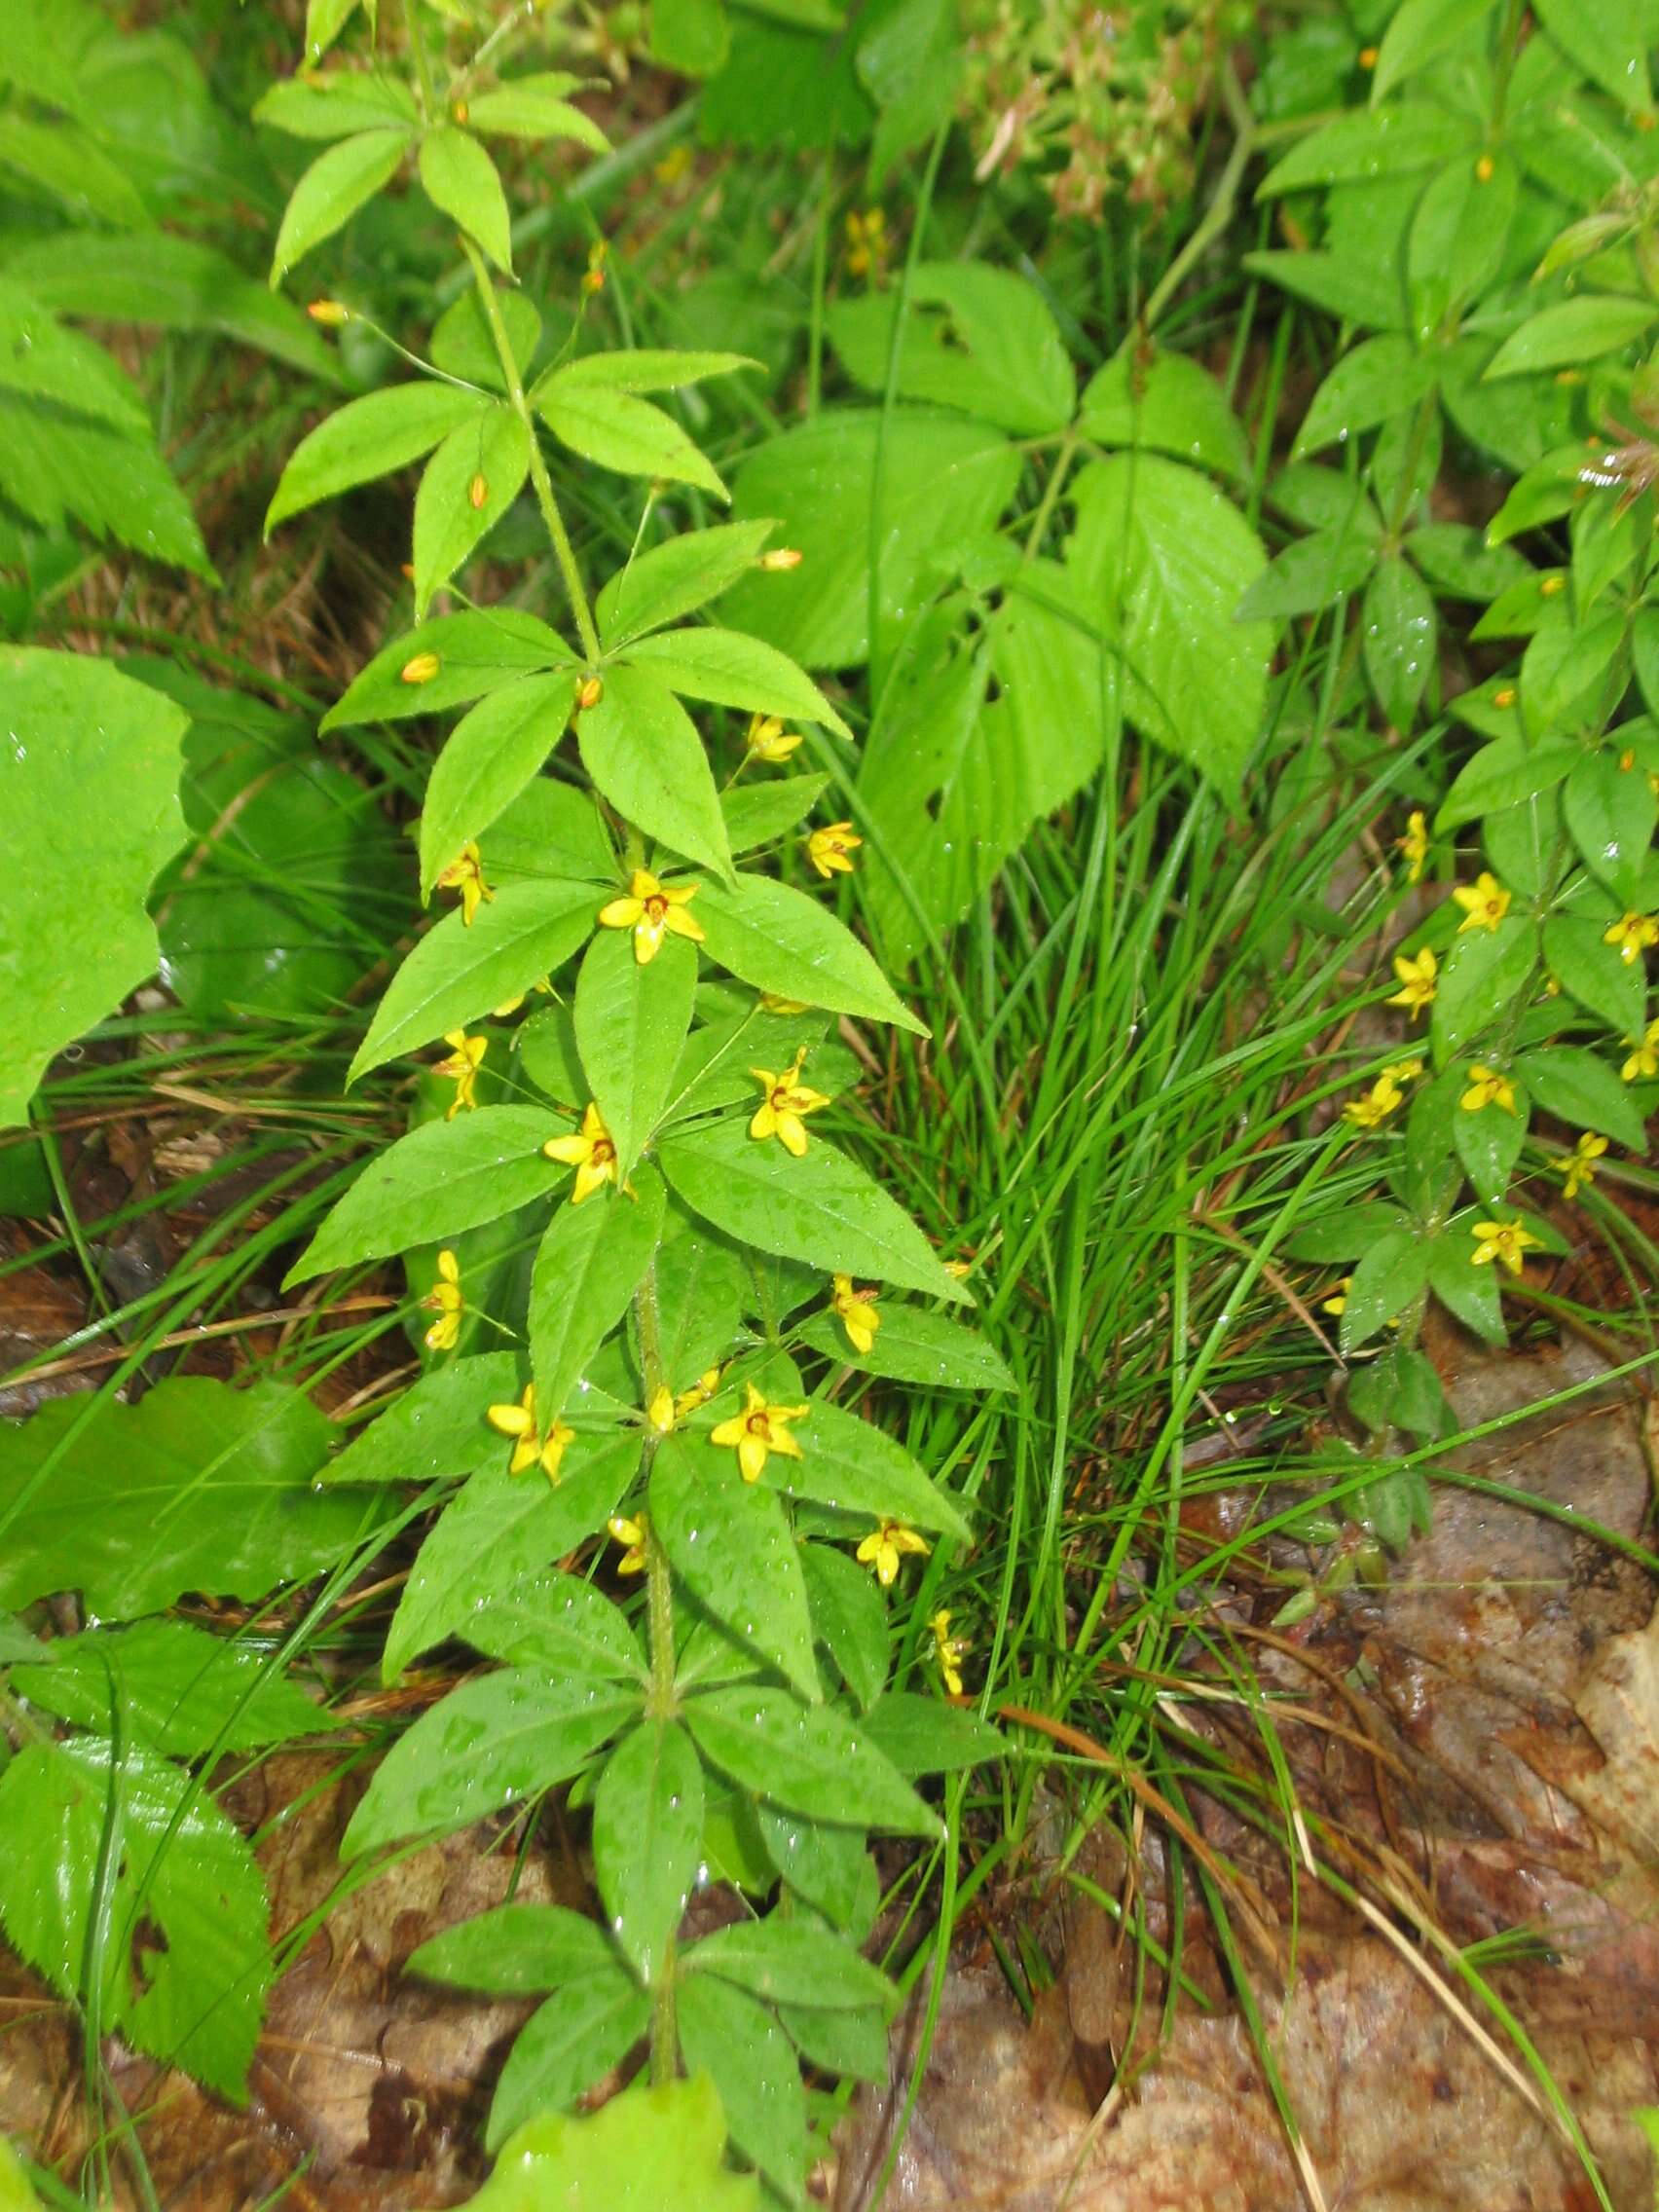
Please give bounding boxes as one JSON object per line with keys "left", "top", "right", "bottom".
{"left": 422, "top": 1248, "right": 463, "bottom": 1351}
{"left": 830, "top": 1273, "right": 880, "bottom": 1353}
{"left": 844, "top": 206, "right": 888, "bottom": 281}
{"left": 1470, "top": 1218, "right": 1542, "bottom": 1275}
{"left": 544, "top": 1103, "right": 618, "bottom": 1204}
{"left": 746, "top": 713, "right": 801, "bottom": 762}
{"left": 1459, "top": 1063, "right": 1515, "bottom": 1115}
{"left": 749, "top": 1050, "right": 829, "bottom": 1157}
{"left": 1623, "top": 1019, "right": 1659, "bottom": 1082}
{"left": 436, "top": 840, "right": 493, "bottom": 926}
{"left": 1396, "top": 809, "right": 1429, "bottom": 883}
{"left": 1603, "top": 910, "right": 1659, "bottom": 966}
{"left": 1342, "top": 1058, "right": 1421, "bottom": 1129}
{"left": 807, "top": 822, "right": 861, "bottom": 879}
{"left": 857, "top": 1518, "right": 929, "bottom": 1586}
{"left": 1453, "top": 871, "right": 1510, "bottom": 934}
{"left": 1558, "top": 1132, "right": 1607, "bottom": 1198}
{"left": 487, "top": 1383, "right": 574, "bottom": 1484}
{"left": 599, "top": 868, "right": 705, "bottom": 966}
{"left": 1386, "top": 946, "right": 1436, "bottom": 1017}
{"left": 930, "top": 1608, "right": 968, "bottom": 1698}
{"left": 608, "top": 1513, "right": 646, "bottom": 1574}
{"left": 433, "top": 1029, "right": 486, "bottom": 1118}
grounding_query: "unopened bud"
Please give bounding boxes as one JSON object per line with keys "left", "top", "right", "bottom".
{"left": 758, "top": 547, "right": 802, "bottom": 571}
{"left": 452, "top": 99, "right": 469, "bottom": 124}
{"left": 402, "top": 650, "right": 441, "bottom": 684}
{"left": 400, "top": 562, "right": 416, "bottom": 579}
{"left": 1474, "top": 152, "right": 1494, "bottom": 182}
{"left": 307, "top": 299, "right": 350, "bottom": 325}
{"left": 576, "top": 675, "right": 604, "bottom": 711}
{"left": 1357, "top": 44, "right": 1378, "bottom": 66}
{"left": 581, "top": 268, "right": 605, "bottom": 295}
{"left": 1621, "top": 748, "right": 1637, "bottom": 771}
{"left": 1540, "top": 574, "right": 1565, "bottom": 596}
{"left": 1493, "top": 687, "right": 1515, "bottom": 708}
{"left": 468, "top": 472, "right": 488, "bottom": 509}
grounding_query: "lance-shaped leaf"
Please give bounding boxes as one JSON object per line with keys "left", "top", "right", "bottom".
{"left": 535, "top": 378, "right": 727, "bottom": 498}
{"left": 271, "top": 127, "right": 411, "bottom": 279}
{"left": 598, "top": 520, "right": 777, "bottom": 646}
{"left": 465, "top": 73, "right": 609, "bottom": 150}
{"left": 266, "top": 383, "right": 484, "bottom": 530}
{"left": 759, "top": 1396, "right": 970, "bottom": 1541}
{"left": 573, "top": 929, "right": 699, "bottom": 1170}
{"left": 651, "top": 1435, "right": 819, "bottom": 1700}
{"left": 678, "top": 1974, "right": 807, "bottom": 2207}
{"left": 685, "top": 1918, "right": 892, "bottom": 2011}
{"left": 412, "top": 402, "right": 532, "bottom": 613}
{"left": 624, "top": 628, "right": 853, "bottom": 741}
{"left": 576, "top": 662, "right": 732, "bottom": 878}
{"left": 419, "top": 125, "right": 512, "bottom": 270}
{"left": 693, "top": 871, "right": 923, "bottom": 1033}
{"left": 322, "top": 608, "right": 572, "bottom": 731}
{"left": 796, "top": 1301, "right": 1013, "bottom": 1389}
{"left": 530, "top": 1169, "right": 665, "bottom": 1422}
{"left": 418, "top": 673, "right": 581, "bottom": 897}
{"left": 488, "top": 1972, "right": 653, "bottom": 2151}
{"left": 320, "top": 1351, "right": 523, "bottom": 1486}
{"left": 683, "top": 1684, "right": 940, "bottom": 1836}
{"left": 592, "top": 1718, "right": 704, "bottom": 1982}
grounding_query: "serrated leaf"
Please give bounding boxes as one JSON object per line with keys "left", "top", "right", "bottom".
{"left": 651, "top": 1436, "right": 819, "bottom": 1699}
{"left": 684, "top": 1683, "right": 939, "bottom": 1836}
{"left": 267, "top": 384, "right": 485, "bottom": 532}
{"left": 11, "top": 1620, "right": 334, "bottom": 1759}
{"left": 1077, "top": 341, "right": 1249, "bottom": 480}
{"left": 271, "top": 127, "right": 410, "bottom": 279}
{"left": 573, "top": 929, "right": 699, "bottom": 1170}
{"left": 576, "top": 663, "right": 732, "bottom": 877}
{"left": 489, "top": 1972, "right": 653, "bottom": 2150}
{"left": 456, "top": 2075, "right": 758, "bottom": 2212}
{"left": 537, "top": 383, "right": 725, "bottom": 497}
{"left": 827, "top": 262, "right": 1073, "bottom": 435}
{"left": 624, "top": 626, "right": 853, "bottom": 741}
{"left": 412, "top": 402, "right": 532, "bottom": 613}
{"left": 593, "top": 1719, "right": 703, "bottom": 1982}
{"left": 530, "top": 1171, "right": 665, "bottom": 1421}
{"left": 323, "top": 608, "right": 572, "bottom": 730}
{"left": 692, "top": 871, "right": 922, "bottom": 1033}
{"left": 418, "top": 673, "right": 581, "bottom": 896}
{"left": 0, "top": 278, "right": 145, "bottom": 430}
{"left": 419, "top": 125, "right": 512, "bottom": 270}
{"left": 598, "top": 522, "right": 776, "bottom": 646}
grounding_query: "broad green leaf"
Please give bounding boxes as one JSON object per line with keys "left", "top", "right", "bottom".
{"left": 576, "top": 663, "right": 732, "bottom": 877}
{"left": 343, "top": 1666, "right": 641, "bottom": 1856}
{"left": 11, "top": 1620, "right": 334, "bottom": 1759}
{"left": 1516, "top": 1045, "right": 1646, "bottom": 1150}
{"left": 677, "top": 1976, "right": 807, "bottom": 2206}
{"left": 777, "top": 1998, "right": 887, "bottom": 2083}
{"left": 1436, "top": 738, "right": 1576, "bottom": 830}
{"left": 860, "top": 1690, "right": 1003, "bottom": 1776}
{"left": 419, "top": 126, "right": 512, "bottom": 270}
{"left": 654, "top": 1211, "right": 750, "bottom": 1390}
{"left": 652, "top": 0, "right": 732, "bottom": 73}
{"left": 693, "top": 871, "right": 923, "bottom": 1033}
{"left": 0, "top": 649, "right": 188, "bottom": 1125}
{"left": 795, "top": 1300, "right": 1013, "bottom": 1389}
{"left": 1066, "top": 456, "right": 1271, "bottom": 805}
{"left": 1077, "top": 341, "right": 1249, "bottom": 480}
{"left": 481, "top": 776, "right": 616, "bottom": 886}
{"left": 856, "top": 0, "right": 961, "bottom": 181}
{"left": 598, "top": 522, "right": 777, "bottom": 646}
{"left": 593, "top": 1719, "right": 704, "bottom": 1981}
{"left": 518, "top": 1002, "right": 586, "bottom": 1103}
{"left": 0, "top": 2137, "right": 42, "bottom": 2210}
{"left": 450, "top": 2075, "right": 757, "bottom": 2212}
{"left": 537, "top": 382, "right": 725, "bottom": 498}
{"left": 659, "top": 1120, "right": 970, "bottom": 1303}
{"left": 1430, "top": 919, "right": 1538, "bottom": 1059}
{"left": 1235, "top": 528, "right": 1378, "bottom": 621}
{"left": 1257, "top": 102, "right": 1469, "bottom": 195}
{"left": 756, "top": 1806, "right": 872, "bottom": 1928}
{"left": 0, "top": 1379, "right": 359, "bottom": 1617}
{"left": 322, "top": 608, "right": 572, "bottom": 730}
{"left": 271, "top": 127, "right": 410, "bottom": 279}
{"left": 1291, "top": 337, "right": 1441, "bottom": 460}
{"left": 413, "top": 403, "right": 532, "bottom": 613}
{"left": 1454, "top": 1078, "right": 1529, "bottom": 1207}
{"left": 350, "top": 881, "right": 597, "bottom": 1083}
{"left": 286, "top": 1106, "right": 564, "bottom": 1283}
{"left": 409, "top": 1901, "right": 618, "bottom": 1994}
{"left": 0, "top": 1615, "right": 46, "bottom": 1665}
{"left": 800, "top": 1541, "right": 889, "bottom": 1711}
{"left": 468, "top": 1568, "right": 646, "bottom": 1681}
{"left": 1407, "top": 523, "right": 1530, "bottom": 602}
{"left": 687, "top": 1918, "right": 891, "bottom": 2011}
{"left": 827, "top": 262, "right": 1073, "bottom": 435}
{"left": 651, "top": 1436, "right": 819, "bottom": 1700}
{"left": 1371, "top": 0, "right": 1497, "bottom": 100}
{"left": 430, "top": 287, "right": 542, "bottom": 388}
{"left": 530, "top": 1172, "right": 665, "bottom": 1421}
{"left": 1427, "top": 1221, "right": 1506, "bottom": 1345}
{"left": 1282, "top": 1202, "right": 1412, "bottom": 1263}
{"left": 0, "top": 1737, "right": 270, "bottom": 2100}
{"left": 489, "top": 1972, "right": 653, "bottom": 2150}
{"left": 1486, "top": 296, "right": 1657, "bottom": 381}
{"left": 661, "top": 1004, "right": 833, "bottom": 1124}
{"left": 1339, "top": 1229, "right": 1432, "bottom": 1353}
{"left": 1564, "top": 752, "right": 1656, "bottom": 905}
{"left": 1522, "top": 608, "right": 1625, "bottom": 727}
{"left": 266, "top": 384, "right": 485, "bottom": 533}
{"left": 1533, "top": 0, "right": 1651, "bottom": 111}
{"left": 304, "top": 0, "right": 362, "bottom": 59}
{"left": 1242, "top": 247, "right": 1405, "bottom": 331}
{"left": 684, "top": 1683, "right": 940, "bottom": 1836}
{"left": 759, "top": 1396, "right": 970, "bottom": 1541}
{"left": 1362, "top": 556, "right": 1436, "bottom": 731}
{"left": 548, "top": 348, "right": 756, "bottom": 395}
{"left": 721, "top": 775, "right": 830, "bottom": 852}
{"left": 384, "top": 1435, "right": 638, "bottom": 1679}
{"left": 1543, "top": 915, "right": 1645, "bottom": 1035}
{"left": 0, "top": 278, "right": 145, "bottom": 429}
{"left": 255, "top": 71, "right": 418, "bottom": 137}
{"left": 574, "top": 929, "right": 699, "bottom": 1170}
{"left": 419, "top": 673, "right": 580, "bottom": 896}
{"left": 466, "top": 74, "right": 609, "bottom": 150}
{"left": 0, "top": 113, "right": 153, "bottom": 229}
{"left": 624, "top": 626, "right": 853, "bottom": 741}
{"left": 322, "top": 1352, "right": 522, "bottom": 1485}
{"left": 1407, "top": 150, "right": 1516, "bottom": 325}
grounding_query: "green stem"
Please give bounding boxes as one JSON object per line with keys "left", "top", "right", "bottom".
{"left": 459, "top": 236, "right": 603, "bottom": 663}
{"left": 1143, "top": 61, "right": 1254, "bottom": 333}
{"left": 401, "top": 0, "right": 438, "bottom": 118}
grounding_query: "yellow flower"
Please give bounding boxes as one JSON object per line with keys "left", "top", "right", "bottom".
{"left": 830, "top": 1273, "right": 881, "bottom": 1355}
{"left": 435, "top": 840, "right": 493, "bottom": 926}
{"left": 806, "top": 822, "right": 861, "bottom": 879}
{"left": 608, "top": 1514, "right": 647, "bottom": 1574}
{"left": 942, "top": 1257, "right": 973, "bottom": 1280}
{"left": 433, "top": 1029, "right": 487, "bottom": 1119}
{"left": 1320, "top": 1276, "right": 1351, "bottom": 1316}
{"left": 746, "top": 713, "right": 802, "bottom": 762}
{"left": 856, "top": 1518, "right": 930, "bottom": 1587}
{"left": 845, "top": 206, "right": 888, "bottom": 281}
{"left": 1602, "top": 911, "right": 1659, "bottom": 966}
{"left": 674, "top": 1366, "right": 722, "bottom": 1418}
{"left": 1460, "top": 1063, "right": 1516, "bottom": 1114}
{"left": 543, "top": 1102, "right": 619, "bottom": 1204}
{"left": 646, "top": 1383, "right": 676, "bottom": 1434}
{"left": 487, "top": 1384, "right": 575, "bottom": 1483}
{"left": 929, "top": 1608, "right": 968, "bottom": 1698}
{"left": 1453, "top": 872, "right": 1511, "bottom": 934}
{"left": 492, "top": 977, "right": 552, "bottom": 1018}
{"left": 749, "top": 1050, "right": 830, "bottom": 1157}
{"left": 1470, "top": 1217, "right": 1543, "bottom": 1275}
{"left": 757, "top": 546, "right": 802, "bottom": 572}
{"left": 421, "top": 1248, "right": 463, "bottom": 1351}
{"left": 1622, "top": 1019, "right": 1659, "bottom": 1082}
{"left": 1387, "top": 946, "right": 1437, "bottom": 1018}
{"left": 598, "top": 868, "right": 706, "bottom": 966}
{"left": 1558, "top": 1131, "right": 1608, "bottom": 1198}
{"left": 1382, "top": 1057, "right": 1423, "bottom": 1085}
{"left": 401, "top": 649, "right": 440, "bottom": 684}
{"left": 758, "top": 992, "right": 810, "bottom": 1014}
{"left": 1343, "top": 1074, "right": 1405, "bottom": 1128}
{"left": 709, "top": 1381, "right": 810, "bottom": 1482}
{"left": 1397, "top": 810, "right": 1429, "bottom": 884}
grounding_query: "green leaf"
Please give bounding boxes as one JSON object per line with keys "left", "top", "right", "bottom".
{"left": 678, "top": 1974, "right": 807, "bottom": 2205}
{"left": 271, "top": 127, "right": 410, "bottom": 279}
{"left": 1339, "top": 1229, "right": 1431, "bottom": 1353}
{"left": 794, "top": 1301, "right": 1013, "bottom": 1389}
{"left": 1430, "top": 919, "right": 1539, "bottom": 1058}
{"left": 1516, "top": 1045, "right": 1647, "bottom": 1150}
{"left": 856, "top": 0, "right": 960, "bottom": 182}
{"left": 0, "top": 1615, "right": 47, "bottom": 1665}
{"left": 1407, "top": 150, "right": 1516, "bottom": 325}
{"left": 756, "top": 1804, "right": 870, "bottom": 1922}
{"left": 430, "top": 287, "right": 542, "bottom": 388}
{"left": 684, "top": 1683, "right": 939, "bottom": 1837}
{"left": 659, "top": 1120, "right": 970, "bottom": 1303}
{"left": 576, "top": 663, "right": 732, "bottom": 878}
{"left": 687, "top": 1918, "right": 891, "bottom": 2011}
{"left": 451, "top": 2076, "right": 758, "bottom": 2212}
{"left": 490, "top": 1972, "right": 654, "bottom": 2151}
{"left": 1532, "top": 0, "right": 1650, "bottom": 112}
{"left": 800, "top": 1541, "right": 889, "bottom": 1711}
{"left": 481, "top": 775, "right": 616, "bottom": 886}
{"left": 255, "top": 71, "right": 418, "bottom": 138}
{"left": 11, "top": 1620, "right": 333, "bottom": 1759}
{"left": 777, "top": 1998, "right": 887, "bottom": 2082}
{"left": 304, "top": 0, "right": 362, "bottom": 60}
{"left": 266, "top": 384, "right": 485, "bottom": 532}
{"left": 0, "top": 1738, "right": 271, "bottom": 2101}
{"left": 593, "top": 1719, "right": 704, "bottom": 1982}
{"left": 759, "top": 1396, "right": 970, "bottom": 1542}
{"left": 651, "top": 1436, "right": 819, "bottom": 1700}
{"left": 654, "top": 1211, "right": 750, "bottom": 1389}
{"left": 721, "top": 775, "right": 830, "bottom": 852}
{"left": 549, "top": 348, "right": 756, "bottom": 395}
{"left": 321, "top": 1351, "right": 521, "bottom": 1485}
{"left": 419, "top": 125, "right": 512, "bottom": 270}
{"left": 574, "top": 930, "right": 699, "bottom": 1170}
{"left": 692, "top": 872, "right": 923, "bottom": 1033}
{"left": 322, "top": 608, "right": 572, "bottom": 730}
{"left": 0, "top": 2136, "right": 42, "bottom": 2210}
{"left": 1242, "top": 247, "right": 1404, "bottom": 332}
{"left": 1427, "top": 1222, "right": 1506, "bottom": 1345}
{"left": 1372, "top": 0, "right": 1499, "bottom": 100}
{"left": 1257, "top": 102, "right": 1469, "bottom": 194}
{"left": 1565, "top": 752, "right": 1656, "bottom": 905}
{"left": 1077, "top": 341, "right": 1249, "bottom": 480}
{"left": 1407, "top": 523, "right": 1530, "bottom": 601}
{"left": 624, "top": 626, "right": 854, "bottom": 741}
{"left": 1485, "top": 297, "right": 1657, "bottom": 381}
{"left": 0, "top": 649, "right": 188, "bottom": 1125}
{"left": 826, "top": 262, "right": 1073, "bottom": 435}
{"left": 412, "top": 402, "right": 532, "bottom": 613}
{"left": 465, "top": 74, "right": 609, "bottom": 150}
{"left": 0, "top": 278, "right": 145, "bottom": 430}
{"left": 1454, "top": 1077, "right": 1529, "bottom": 1207}
{"left": 530, "top": 1173, "right": 665, "bottom": 1421}
{"left": 286, "top": 1107, "right": 564, "bottom": 1283}
{"left": 1436, "top": 738, "right": 1576, "bottom": 830}
{"left": 1235, "top": 529, "right": 1378, "bottom": 621}
{"left": 1543, "top": 914, "right": 1645, "bottom": 1035}
{"left": 0, "top": 385, "right": 212, "bottom": 575}
{"left": 599, "top": 522, "right": 777, "bottom": 646}
{"left": 861, "top": 1689, "right": 1002, "bottom": 1776}
{"left": 537, "top": 382, "right": 726, "bottom": 498}
{"left": 409, "top": 1900, "right": 618, "bottom": 1994}
{"left": 418, "top": 673, "right": 580, "bottom": 896}
{"left": 1292, "top": 337, "right": 1442, "bottom": 460}
{"left": 1283, "top": 1201, "right": 1411, "bottom": 1263}
{"left": 0, "top": 1379, "right": 359, "bottom": 1617}
{"left": 344, "top": 1666, "right": 641, "bottom": 1857}
{"left": 383, "top": 1435, "right": 638, "bottom": 1679}
{"left": 468, "top": 1567, "right": 647, "bottom": 1681}
{"left": 1362, "top": 556, "right": 1436, "bottom": 730}
{"left": 652, "top": 0, "right": 732, "bottom": 73}
{"left": 1066, "top": 456, "right": 1271, "bottom": 804}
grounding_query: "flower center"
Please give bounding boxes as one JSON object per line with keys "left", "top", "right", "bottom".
{"left": 644, "top": 895, "right": 668, "bottom": 924}
{"left": 746, "top": 1412, "right": 770, "bottom": 1437}
{"left": 593, "top": 1138, "right": 615, "bottom": 1165}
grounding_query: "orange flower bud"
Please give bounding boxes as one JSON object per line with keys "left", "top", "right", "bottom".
{"left": 1474, "top": 153, "right": 1494, "bottom": 182}
{"left": 1493, "top": 687, "right": 1515, "bottom": 708}
{"left": 452, "top": 100, "right": 469, "bottom": 124}
{"left": 468, "top": 472, "right": 488, "bottom": 509}
{"left": 402, "top": 650, "right": 441, "bottom": 684}
{"left": 758, "top": 547, "right": 803, "bottom": 571}
{"left": 307, "top": 300, "right": 350, "bottom": 325}
{"left": 1358, "top": 44, "right": 1378, "bottom": 66}
{"left": 576, "top": 675, "right": 604, "bottom": 711}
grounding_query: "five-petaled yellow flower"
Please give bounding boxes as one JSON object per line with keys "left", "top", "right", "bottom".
{"left": 1558, "top": 1131, "right": 1608, "bottom": 1198}
{"left": 1602, "top": 911, "right": 1659, "bottom": 966}
{"left": 436, "top": 840, "right": 493, "bottom": 927}
{"left": 599, "top": 868, "right": 706, "bottom": 966}
{"left": 1623, "top": 1019, "right": 1659, "bottom": 1082}
{"left": 1471, "top": 1217, "right": 1543, "bottom": 1275}
{"left": 1397, "top": 810, "right": 1429, "bottom": 883}
{"left": 831, "top": 1274, "right": 881, "bottom": 1354}
{"left": 422, "top": 1248, "right": 463, "bottom": 1350}
{"left": 857, "top": 1518, "right": 930, "bottom": 1587}
{"left": 646, "top": 1384, "right": 676, "bottom": 1434}
{"left": 710, "top": 1381, "right": 809, "bottom": 1482}
{"left": 1387, "top": 945, "right": 1437, "bottom": 1018}
{"left": 930, "top": 1608, "right": 968, "bottom": 1698}
{"left": 544, "top": 1102, "right": 619, "bottom": 1204}
{"left": 1460, "top": 1063, "right": 1516, "bottom": 1115}
{"left": 487, "top": 1384, "right": 575, "bottom": 1483}
{"left": 749, "top": 1050, "right": 830, "bottom": 1157}
{"left": 434, "top": 1029, "right": 487, "bottom": 1119}
{"left": 674, "top": 1366, "right": 722, "bottom": 1418}
{"left": 1320, "top": 1276, "right": 1350, "bottom": 1316}
{"left": 608, "top": 1514, "right": 647, "bottom": 1574}
{"left": 806, "top": 822, "right": 862, "bottom": 879}
{"left": 1343, "top": 1073, "right": 1406, "bottom": 1128}
{"left": 1453, "top": 872, "right": 1511, "bottom": 934}
{"left": 747, "top": 713, "right": 802, "bottom": 763}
